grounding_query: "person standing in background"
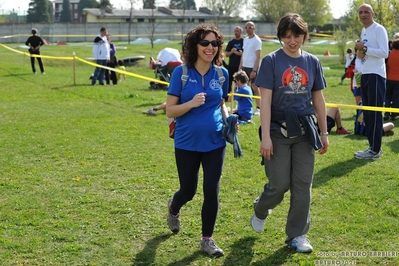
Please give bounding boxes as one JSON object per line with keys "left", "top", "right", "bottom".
{"left": 239, "top": 21, "right": 262, "bottom": 115}
{"left": 105, "top": 34, "right": 118, "bottom": 85}
{"left": 384, "top": 39, "right": 399, "bottom": 121}
{"left": 340, "top": 48, "right": 353, "bottom": 84}
{"left": 25, "top": 28, "right": 45, "bottom": 74}
{"left": 225, "top": 26, "right": 243, "bottom": 101}
{"left": 91, "top": 27, "right": 110, "bottom": 86}
{"left": 354, "top": 4, "right": 389, "bottom": 160}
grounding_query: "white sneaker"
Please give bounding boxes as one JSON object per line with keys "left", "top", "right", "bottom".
{"left": 200, "top": 238, "right": 224, "bottom": 257}
{"left": 253, "top": 108, "right": 260, "bottom": 115}
{"left": 355, "top": 149, "right": 382, "bottom": 160}
{"left": 250, "top": 214, "right": 265, "bottom": 232}
{"left": 288, "top": 235, "right": 313, "bottom": 253}
{"left": 354, "top": 147, "right": 371, "bottom": 157}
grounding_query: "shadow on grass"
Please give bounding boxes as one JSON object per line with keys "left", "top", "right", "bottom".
{"left": 313, "top": 157, "right": 369, "bottom": 188}
{"left": 222, "top": 236, "right": 256, "bottom": 266}
{"left": 251, "top": 246, "right": 297, "bottom": 266}
{"left": 165, "top": 251, "right": 202, "bottom": 266}
{"left": 133, "top": 233, "right": 171, "bottom": 265}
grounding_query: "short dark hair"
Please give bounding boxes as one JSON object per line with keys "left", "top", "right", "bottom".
{"left": 277, "top": 13, "right": 308, "bottom": 44}
{"left": 233, "top": 70, "right": 249, "bottom": 84}
{"left": 347, "top": 48, "right": 353, "bottom": 53}
{"left": 392, "top": 39, "right": 399, "bottom": 50}
{"left": 100, "top": 27, "right": 106, "bottom": 32}
{"left": 31, "top": 28, "right": 37, "bottom": 34}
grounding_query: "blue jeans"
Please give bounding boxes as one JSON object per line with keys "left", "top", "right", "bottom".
{"left": 92, "top": 59, "right": 107, "bottom": 85}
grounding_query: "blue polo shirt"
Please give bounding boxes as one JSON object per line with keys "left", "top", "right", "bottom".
{"left": 168, "top": 64, "right": 229, "bottom": 152}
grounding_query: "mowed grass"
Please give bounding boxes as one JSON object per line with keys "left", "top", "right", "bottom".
{"left": 0, "top": 39, "right": 398, "bottom": 266}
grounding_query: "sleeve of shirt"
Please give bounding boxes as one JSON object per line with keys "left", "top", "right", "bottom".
{"left": 312, "top": 57, "right": 327, "bottom": 91}
{"left": 255, "top": 55, "right": 274, "bottom": 90}
{"left": 168, "top": 65, "right": 183, "bottom": 97}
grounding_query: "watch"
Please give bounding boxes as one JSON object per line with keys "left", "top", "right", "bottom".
{"left": 363, "top": 46, "right": 368, "bottom": 53}
{"left": 320, "top": 132, "right": 329, "bottom": 136}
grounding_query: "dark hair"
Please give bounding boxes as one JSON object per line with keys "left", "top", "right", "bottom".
{"left": 392, "top": 39, "right": 399, "bottom": 50}
{"left": 347, "top": 48, "right": 353, "bottom": 53}
{"left": 233, "top": 70, "right": 249, "bottom": 84}
{"left": 277, "top": 13, "right": 308, "bottom": 44}
{"left": 182, "top": 24, "right": 224, "bottom": 67}
{"left": 31, "top": 28, "right": 37, "bottom": 35}
{"left": 118, "top": 59, "right": 124, "bottom": 66}
{"left": 100, "top": 27, "right": 106, "bottom": 32}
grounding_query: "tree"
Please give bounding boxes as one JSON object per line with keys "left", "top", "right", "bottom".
{"left": 78, "top": 0, "right": 97, "bottom": 13}
{"left": 202, "top": 0, "right": 246, "bottom": 17}
{"left": 298, "top": 0, "right": 332, "bottom": 27}
{"left": 26, "top": 0, "right": 51, "bottom": 23}
{"left": 344, "top": 0, "right": 399, "bottom": 36}
{"left": 252, "top": 0, "right": 300, "bottom": 22}
{"left": 143, "top": 0, "right": 155, "bottom": 9}
{"left": 47, "top": 0, "right": 54, "bottom": 23}
{"left": 169, "top": 0, "right": 196, "bottom": 10}
{"left": 60, "top": 0, "right": 72, "bottom": 22}
{"left": 98, "top": 0, "right": 111, "bottom": 8}
{"left": 252, "top": 0, "right": 333, "bottom": 25}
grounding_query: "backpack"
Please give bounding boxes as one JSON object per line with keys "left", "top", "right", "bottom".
{"left": 354, "top": 101, "right": 366, "bottom": 136}
{"left": 168, "top": 64, "right": 225, "bottom": 139}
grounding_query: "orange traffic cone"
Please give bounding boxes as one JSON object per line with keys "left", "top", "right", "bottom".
{"left": 324, "top": 50, "right": 330, "bottom": 56}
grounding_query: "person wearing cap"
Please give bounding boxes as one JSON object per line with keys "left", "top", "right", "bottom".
{"left": 25, "top": 28, "right": 45, "bottom": 74}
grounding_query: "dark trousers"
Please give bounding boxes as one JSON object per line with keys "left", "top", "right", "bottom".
{"left": 105, "top": 62, "right": 117, "bottom": 85}
{"left": 171, "top": 146, "right": 226, "bottom": 237}
{"left": 29, "top": 51, "right": 44, "bottom": 73}
{"left": 384, "top": 79, "right": 399, "bottom": 117}
{"left": 361, "top": 74, "right": 385, "bottom": 152}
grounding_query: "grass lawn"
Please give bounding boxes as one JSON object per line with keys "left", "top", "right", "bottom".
{"left": 0, "top": 39, "right": 398, "bottom": 266}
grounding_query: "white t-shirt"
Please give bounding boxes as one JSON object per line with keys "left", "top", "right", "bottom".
{"left": 242, "top": 35, "right": 262, "bottom": 68}
{"left": 360, "top": 22, "right": 389, "bottom": 78}
{"left": 345, "top": 53, "right": 354, "bottom": 67}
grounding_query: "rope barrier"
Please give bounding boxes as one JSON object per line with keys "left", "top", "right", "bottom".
{"left": 2, "top": 43, "right": 398, "bottom": 113}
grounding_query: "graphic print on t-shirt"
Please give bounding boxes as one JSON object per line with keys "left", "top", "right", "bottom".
{"left": 281, "top": 65, "right": 309, "bottom": 94}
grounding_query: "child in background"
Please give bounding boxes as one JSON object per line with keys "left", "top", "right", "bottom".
{"left": 341, "top": 48, "right": 353, "bottom": 84}
{"left": 231, "top": 70, "right": 253, "bottom": 123}
{"left": 117, "top": 60, "right": 126, "bottom": 81}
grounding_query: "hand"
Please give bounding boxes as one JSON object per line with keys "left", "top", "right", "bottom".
{"left": 318, "top": 136, "right": 329, "bottom": 155}
{"left": 354, "top": 40, "right": 364, "bottom": 50}
{"left": 260, "top": 138, "right": 273, "bottom": 161}
{"left": 231, "top": 48, "right": 237, "bottom": 54}
{"left": 250, "top": 71, "right": 257, "bottom": 80}
{"left": 357, "top": 51, "right": 365, "bottom": 59}
{"left": 191, "top": 92, "right": 206, "bottom": 108}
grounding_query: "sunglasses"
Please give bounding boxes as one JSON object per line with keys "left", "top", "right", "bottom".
{"left": 358, "top": 10, "right": 372, "bottom": 14}
{"left": 198, "top": 40, "right": 220, "bottom": 47}
{"left": 245, "top": 26, "right": 254, "bottom": 29}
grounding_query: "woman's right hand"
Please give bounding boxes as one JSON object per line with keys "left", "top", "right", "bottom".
{"left": 191, "top": 92, "right": 206, "bottom": 108}
{"left": 260, "top": 138, "right": 273, "bottom": 161}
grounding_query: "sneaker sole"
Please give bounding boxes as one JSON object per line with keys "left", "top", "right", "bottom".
{"left": 288, "top": 245, "right": 313, "bottom": 253}
{"left": 354, "top": 155, "right": 381, "bottom": 160}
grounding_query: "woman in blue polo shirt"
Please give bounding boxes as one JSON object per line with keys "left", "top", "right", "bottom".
{"left": 165, "top": 24, "right": 229, "bottom": 257}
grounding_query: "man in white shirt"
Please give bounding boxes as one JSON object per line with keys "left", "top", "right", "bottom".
{"left": 239, "top": 21, "right": 262, "bottom": 115}
{"left": 354, "top": 4, "right": 389, "bottom": 160}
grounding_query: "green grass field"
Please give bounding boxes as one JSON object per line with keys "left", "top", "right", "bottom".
{"left": 0, "top": 40, "right": 398, "bottom": 266}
